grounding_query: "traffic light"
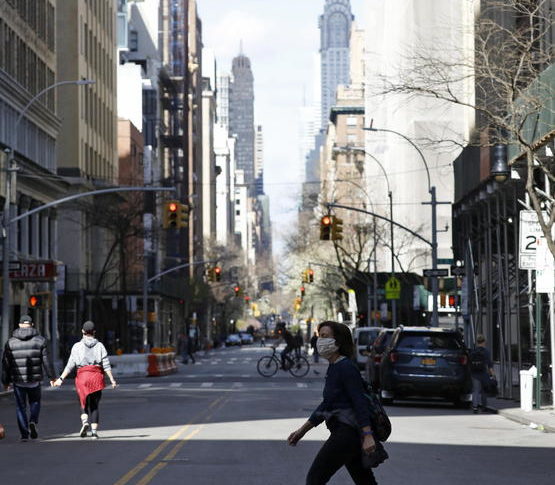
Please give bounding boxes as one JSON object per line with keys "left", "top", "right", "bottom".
{"left": 302, "top": 270, "right": 309, "bottom": 283}
{"left": 331, "top": 216, "right": 344, "bottom": 241}
{"left": 206, "top": 267, "right": 215, "bottom": 282}
{"left": 320, "top": 215, "right": 332, "bottom": 240}
{"left": 234, "top": 285, "right": 241, "bottom": 297}
{"left": 213, "top": 266, "right": 222, "bottom": 282}
{"left": 244, "top": 295, "right": 251, "bottom": 306}
{"left": 178, "top": 203, "right": 189, "bottom": 228}
{"left": 28, "top": 293, "right": 50, "bottom": 309}
{"left": 163, "top": 200, "right": 179, "bottom": 229}
{"left": 300, "top": 286, "right": 305, "bottom": 299}
{"left": 448, "top": 294, "right": 458, "bottom": 308}
{"left": 307, "top": 269, "right": 314, "bottom": 283}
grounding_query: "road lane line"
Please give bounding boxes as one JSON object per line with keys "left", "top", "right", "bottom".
{"left": 113, "top": 396, "right": 224, "bottom": 485}
{"left": 200, "top": 382, "right": 213, "bottom": 387}
{"left": 137, "top": 384, "right": 152, "bottom": 389}
{"left": 169, "top": 383, "right": 182, "bottom": 388}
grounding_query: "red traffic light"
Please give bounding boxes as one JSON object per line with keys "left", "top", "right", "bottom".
{"left": 214, "top": 267, "right": 221, "bottom": 274}
{"left": 168, "top": 202, "right": 178, "bottom": 212}
{"left": 300, "top": 286, "right": 305, "bottom": 292}
{"left": 321, "top": 215, "right": 332, "bottom": 226}
{"left": 448, "top": 295, "right": 456, "bottom": 307}
{"left": 28, "top": 295, "right": 39, "bottom": 308}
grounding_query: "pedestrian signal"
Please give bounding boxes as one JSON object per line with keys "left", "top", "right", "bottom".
{"left": 320, "top": 215, "right": 332, "bottom": 240}
{"left": 28, "top": 293, "right": 49, "bottom": 309}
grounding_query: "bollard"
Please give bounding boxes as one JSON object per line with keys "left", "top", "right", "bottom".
{"left": 520, "top": 366, "right": 537, "bottom": 412}
{"left": 147, "top": 354, "right": 160, "bottom": 377}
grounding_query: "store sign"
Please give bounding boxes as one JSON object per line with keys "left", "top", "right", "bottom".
{"left": 9, "top": 261, "right": 57, "bottom": 281}
{"left": 519, "top": 210, "right": 548, "bottom": 270}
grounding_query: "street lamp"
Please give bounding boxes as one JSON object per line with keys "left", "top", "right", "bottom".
{"left": 490, "top": 144, "right": 510, "bottom": 183}
{"left": 364, "top": 120, "right": 450, "bottom": 327}
{"left": 1, "top": 79, "right": 95, "bottom": 348}
{"left": 334, "top": 145, "right": 397, "bottom": 326}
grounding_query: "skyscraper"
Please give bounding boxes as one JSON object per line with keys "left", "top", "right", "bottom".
{"left": 229, "top": 52, "right": 255, "bottom": 196}
{"left": 319, "top": 0, "right": 354, "bottom": 129}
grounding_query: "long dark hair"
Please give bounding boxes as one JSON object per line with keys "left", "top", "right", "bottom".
{"left": 317, "top": 321, "right": 354, "bottom": 358}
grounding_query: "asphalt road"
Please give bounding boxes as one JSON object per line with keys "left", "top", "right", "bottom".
{"left": 0, "top": 345, "right": 554, "bottom": 484}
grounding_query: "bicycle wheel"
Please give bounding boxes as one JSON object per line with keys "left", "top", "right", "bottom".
{"left": 289, "top": 355, "right": 310, "bottom": 377}
{"left": 257, "top": 356, "right": 279, "bottom": 377}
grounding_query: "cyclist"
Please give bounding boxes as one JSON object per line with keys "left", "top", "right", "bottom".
{"left": 274, "top": 323, "right": 296, "bottom": 369}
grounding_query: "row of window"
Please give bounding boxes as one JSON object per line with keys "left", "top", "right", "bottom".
{"left": 6, "top": 0, "right": 55, "bottom": 51}
{"left": 82, "top": 20, "right": 115, "bottom": 91}
{"left": 82, "top": 86, "right": 115, "bottom": 149}
{"left": 0, "top": 20, "right": 56, "bottom": 111}
{"left": 82, "top": 140, "right": 113, "bottom": 181}
{"left": 85, "top": 0, "right": 114, "bottom": 41}
{"left": 13, "top": 205, "right": 54, "bottom": 260}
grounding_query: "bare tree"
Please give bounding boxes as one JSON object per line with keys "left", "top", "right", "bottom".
{"left": 377, "top": 0, "right": 555, "bottom": 254}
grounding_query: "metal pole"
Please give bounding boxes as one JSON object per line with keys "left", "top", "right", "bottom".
{"left": 535, "top": 293, "right": 542, "bottom": 409}
{"left": 550, "top": 293, "right": 555, "bottom": 408}
{"left": 389, "top": 191, "right": 396, "bottom": 326}
{"left": 373, "top": 217, "right": 378, "bottom": 326}
{"left": 430, "top": 186, "right": 439, "bottom": 327}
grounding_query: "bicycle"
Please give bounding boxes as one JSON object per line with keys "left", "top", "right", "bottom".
{"left": 257, "top": 346, "right": 310, "bottom": 378}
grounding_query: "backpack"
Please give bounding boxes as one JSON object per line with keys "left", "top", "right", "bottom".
{"left": 362, "top": 380, "right": 392, "bottom": 442}
{"left": 469, "top": 347, "right": 487, "bottom": 372}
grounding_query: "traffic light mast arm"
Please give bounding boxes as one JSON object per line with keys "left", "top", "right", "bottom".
{"left": 326, "top": 203, "right": 432, "bottom": 247}
{"left": 147, "top": 259, "right": 218, "bottom": 284}
{"left": 9, "top": 187, "right": 176, "bottom": 225}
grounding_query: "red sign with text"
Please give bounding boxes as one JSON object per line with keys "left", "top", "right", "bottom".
{"left": 9, "top": 261, "right": 57, "bottom": 281}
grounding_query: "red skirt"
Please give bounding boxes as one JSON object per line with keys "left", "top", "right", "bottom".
{"left": 75, "top": 365, "right": 105, "bottom": 408}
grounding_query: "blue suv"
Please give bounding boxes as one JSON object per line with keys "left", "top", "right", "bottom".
{"left": 379, "top": 326, "right": 472, "bottom": 407}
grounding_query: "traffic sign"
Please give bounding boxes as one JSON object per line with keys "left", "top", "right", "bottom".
{"left": 519, "top": 210, "right": 548, "bottom": 270}
{"left": 385, "top": 276, "right": 401, "bottom": 300}
{"left": 423, "top": 268, "right": 449, "bottom": 277}
{"left": 437, "top": 258, "right": 453, "bottom": 265}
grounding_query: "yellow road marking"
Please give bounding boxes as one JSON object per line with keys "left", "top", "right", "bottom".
{"left": 113, "top": 396, "right": 224, "bottom": 485}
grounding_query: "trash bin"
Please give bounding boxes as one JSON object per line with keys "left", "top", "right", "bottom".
{"left": 520, "top": 366, "right": 537, "bottom": 412}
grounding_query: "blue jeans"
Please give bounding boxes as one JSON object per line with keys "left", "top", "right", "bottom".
{"left": 472, "top": 374, "right": 488, "bottom": 409}
{"left": 13, "top": 385, "right": 41, "bottom": 438}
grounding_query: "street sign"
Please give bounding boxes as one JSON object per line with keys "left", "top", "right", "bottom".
{"left": 9, "top": 260, "right": 57, "bottom": 281}
{"left": 437, "top": 258, "right": 453, "bottom": 265}
{"left": 519, "top": 210, "right": 548, "bottom": 270}
{"left": 450, "top": 266, "right": 465, "bottom": 277}
{"left": 385, "top": 276, "right": 401, "bottom": 300}
{"left": 423, "top": 268, "right": 449, "bottom": 277}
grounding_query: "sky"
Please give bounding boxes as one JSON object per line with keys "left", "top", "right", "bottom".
{"left": 197, "top": 0, "right": 366, "bottom": 256}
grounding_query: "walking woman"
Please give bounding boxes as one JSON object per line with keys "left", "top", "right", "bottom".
{"left": 288, "top": 321, "right": 381, "bottom": 485}
{"left": 53, "top": 321, "right": 117, "bottom": 439}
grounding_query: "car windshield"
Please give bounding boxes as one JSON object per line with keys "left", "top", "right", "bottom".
{"left": 397, "top": 332, "right": 462, "bottom": 350}
{"left": 358, "top": 331, "right": 379, "bottom": 346}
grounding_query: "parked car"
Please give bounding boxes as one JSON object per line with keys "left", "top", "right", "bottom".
{"left": 353, "top": 327, "right": 383, "bottom": 369}
{"left": 225, "top": 334, "right": 242, "bottom": 346}
{"left": 366, "top": 328, "right": 395, "bottom": 389}
{"left": 379, "top": 326, "right": 472, "bottom": 407}
{"left": 239, "top": 332, "right": 254, "bottom": 345}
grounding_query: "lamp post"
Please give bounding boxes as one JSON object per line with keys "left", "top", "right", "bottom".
{"left": 364, "top": 121, "right": 450, "bottom": 327}
{"left": 335, "top": 146, "right": 397, "bottom": 326}
{"left": 1, "top": 79, "right": 95, "bottom": 348}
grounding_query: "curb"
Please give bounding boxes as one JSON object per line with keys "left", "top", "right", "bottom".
{"left": 487, "top": 405, "right": 555, "bottom": 433}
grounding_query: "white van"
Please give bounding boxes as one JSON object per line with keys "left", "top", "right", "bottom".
{"left": 353, "top": 327, "right": 383, "bottom": 369}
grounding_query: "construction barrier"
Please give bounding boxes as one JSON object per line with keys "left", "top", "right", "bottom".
{"left": 109, "top": 353, "right": 178, "bottom": 378}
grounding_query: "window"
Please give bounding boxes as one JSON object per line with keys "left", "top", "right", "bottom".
{"left": 346, "top": 116, "right": 358, "bottom": 127}
{"left": 236, "top": 210, "right": 240, "bottom": 216}
{"left": 129, "top": 30, "right": 138, "bottom": 51}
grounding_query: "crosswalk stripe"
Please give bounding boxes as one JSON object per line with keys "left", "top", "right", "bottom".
{"left": 201, "top": 382, "right": 213, "bottom": 388}
{"left": 170, "top": 383, "right": 182, "bottom": 388}
{"left": 232, "top": 382, "right": 243, "bottom": 388}
{"left": 297, "top": 383, "right": 308, "bottom": 388}
{"left": 138, "top": 384, "right": 152, "bottom": 389}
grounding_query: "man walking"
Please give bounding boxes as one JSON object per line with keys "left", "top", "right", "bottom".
{"left": 470, "top": 334, "right": 495, "bottom": 414}
{"left": 1, "top": 315, "right": 55, "bottom": 441}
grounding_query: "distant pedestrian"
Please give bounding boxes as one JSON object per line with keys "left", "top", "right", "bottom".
{"left": 1, "top": 315, "right": 55, "bottom": 441}
{"left": 187, "top": 335, "right": 196, "bottom": 364}
{"left": 54, "top": 321, "right": 117, "bottom": 439}
{"left": 310, "top": 331, "right": 319, "bottom": 363}
{"left": 177, "top": 333, "right": 188, "bottom": 364}
{"left": 295, "top": 330, "right": 303, "bottom": 358}
{"left": 470, "top": 334, "right": 495, "bottom": 414}
{"left": 288, "top": 321, "right": 384, "bottom": 484}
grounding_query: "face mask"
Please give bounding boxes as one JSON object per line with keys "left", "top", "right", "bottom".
{"left": 317, "top": 337, "right": 339, "bottom": 359}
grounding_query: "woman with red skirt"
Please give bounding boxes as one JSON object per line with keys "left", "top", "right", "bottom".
{"left": 54, "top": 321, "right": 117, "bottom": 439}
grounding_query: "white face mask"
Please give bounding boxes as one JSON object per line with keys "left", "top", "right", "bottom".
{"left": 317, "top": 337, "right": 339, "bottom": 359}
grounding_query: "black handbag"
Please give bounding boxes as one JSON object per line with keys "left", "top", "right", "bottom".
{"left": 362, "top": 380, "right": 392, "bottom": 442}
{"left": 484, "top": 376, "right": 498, "bottom": 397}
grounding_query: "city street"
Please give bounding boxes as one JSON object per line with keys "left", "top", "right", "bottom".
{"left": 0, "top": 346, "right": 553, "bottom": 484}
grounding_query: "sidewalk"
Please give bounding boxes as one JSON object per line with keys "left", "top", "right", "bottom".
{"left": 486, "top": 397, "right": 555, "bottom": 433}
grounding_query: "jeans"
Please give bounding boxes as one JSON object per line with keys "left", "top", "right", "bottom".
{"left": 306, "top": 421, "right": 378, "bottom": 485}
{"left": 13, "top": 385, "right": 41, "bottom": 439}
{"left": 472, "top": 374, "right": 487, "bottom": 408}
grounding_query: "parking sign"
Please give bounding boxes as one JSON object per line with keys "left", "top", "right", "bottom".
{"left": 519, "top": 210, "right": 547, "bottom": 270}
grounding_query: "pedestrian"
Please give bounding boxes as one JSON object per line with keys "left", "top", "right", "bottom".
{"left": 187, "top": 333, "right": 196, "bottom": 364}
{"left": 470, "top": 334, "right": 495, "bottom": 414}
{"left": 288, "top": 321, "right": 382, "bottom": 485}
{"left": 295, "top": 329, "right": 303, "bottom": 358}
{"left": 1, "top": 314, "right": 56, "bottom": 441}
{"left": 310, "top": 331, "right": 319, "bottom": 363}
{"left": 177, "top": 333, "right": 188, "bottom": 364}
{"left": 53, "top": 321, "right": 117, "bottom": 439}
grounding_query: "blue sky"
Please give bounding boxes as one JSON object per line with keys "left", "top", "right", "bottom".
{"left": 197, "top": 0, "right": 366, "bottom": 255}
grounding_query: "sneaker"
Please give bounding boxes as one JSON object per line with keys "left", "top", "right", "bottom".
{"left": 90, "top": 431, "right": 99, "bottom": 439}
{"left": 79, "top": 423, "right": 89, "bottom": 438}
{"left": 29, "top": 422, "right": 38, "bottom": 439}
{"left": 20, "top": 437, "right": 29, "bottom": 442}
{"left": 472, "top": 407, "right": 479, "bottom": 414}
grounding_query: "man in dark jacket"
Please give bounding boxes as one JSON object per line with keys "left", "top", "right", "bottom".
{"left": 1, "top": 314, "right": 55, "bottom": 441}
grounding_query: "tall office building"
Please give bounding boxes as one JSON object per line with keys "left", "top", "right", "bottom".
{"left": 319, "top": 0, "right": 353, "bottom": 129}
{"left": 229, "top": 52, "right": 255, "bottom": 196}
{"left": 254, "top": 125, "right": 264, "bottom": 196}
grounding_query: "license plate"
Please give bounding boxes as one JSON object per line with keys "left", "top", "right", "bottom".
{"left": 421, "top": 358, "right": 436, "bottom": 366}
